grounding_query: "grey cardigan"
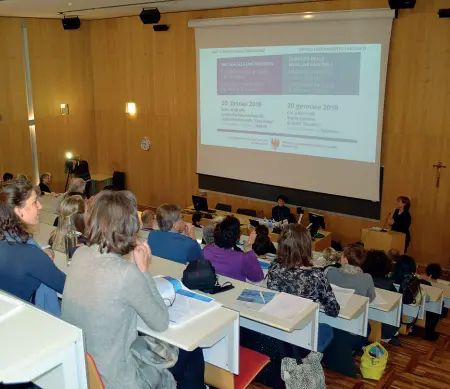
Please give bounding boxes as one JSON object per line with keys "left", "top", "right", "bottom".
{"left": 62, "top": 245, "right": 170, "bottom": 389}
{"left": 325, "top": 267, "right": 376, "bottom": 302}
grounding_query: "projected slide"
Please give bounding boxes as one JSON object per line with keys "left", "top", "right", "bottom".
{"left": 199, "top": 44, "right": 382, "bottom": 163}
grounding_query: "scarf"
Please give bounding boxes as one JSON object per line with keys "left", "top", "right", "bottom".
{"left": 340, "top": 264, "right": 363, "bottom": 275}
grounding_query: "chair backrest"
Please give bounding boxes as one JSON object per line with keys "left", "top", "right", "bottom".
{"left": 86, "top": 353, "right": 105, "bottom": 389}
{"left": 236, "top": 208, "right": 257, "bottom": 217}
{"left": 216, "top": 203, "right": 232, "bottom": 212}
{"left": 112, "top": 171, "right": 126, "bottom": 190}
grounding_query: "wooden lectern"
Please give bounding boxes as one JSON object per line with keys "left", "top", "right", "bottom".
{"left": 361, "top": 229, "right": 406, "bottom": 254}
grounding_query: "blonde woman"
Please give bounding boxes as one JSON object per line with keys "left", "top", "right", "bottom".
{"left": 49, "top": 195, "right": 86, "bottom": 251}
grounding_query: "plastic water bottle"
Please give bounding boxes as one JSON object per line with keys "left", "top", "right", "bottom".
{"left": 64, "top": 217, "right": 81, "bottom": 266}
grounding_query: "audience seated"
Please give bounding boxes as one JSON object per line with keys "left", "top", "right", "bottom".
{"left": 254, "top": 225, "right": 276, "bottom": 254}
{"left": 252, "top": 234, "right": 274, "bottom": 259}
{"left": 0, "top": 180, "right": 65, "bottom": 302}
{"left": 422, "top": 263, "right": 449, "bottom": 340}
{"left": 202, "top": 216, "right": 224, "bottom": 245}
{"left": 268, "top": 224, "right": 339, "bottom": 346}
{"left": 241, "top": 224, "right": 338, "bottom": 388}
{"left": 61, "top": 191, "right": 206, "bottom": 389}
{"left": 203, "top": 216, "right": 264, "bottom": 282}
{"left": 141, "top": 209, "right": 156, "bottom": 231}
{"left": 192, "top": 212, "right": 203, "bottom": 228}
{"left": 323, "top": 244, "right": 375, "bottom": 377}
{"left": 16, "top": 174, "right": 29, "bottom": 181}
{"left": 49, "top": 195, "right": 86, "bottom": 252}
{"left": 2, "top": 172, "right": 13, "bottom": 182}
{"left": 39, "top": 172, "right": 52, "bottom": 193}
{"left": 325, "top": 244, "right": 375, "bottom": 301}
{"left": 362, "top": 250, "right": 400, "bottom": 344}
{"left": 148, "top": 203, "right": 203, "bottom": 264}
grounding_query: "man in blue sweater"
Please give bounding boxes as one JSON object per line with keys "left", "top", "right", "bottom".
{"left": 148, "top": 203, "right": 203, "bottom": 264}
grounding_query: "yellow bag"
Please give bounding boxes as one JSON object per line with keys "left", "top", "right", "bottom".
{"left": 360, "top": 342, "right": 388, "bottom": 380}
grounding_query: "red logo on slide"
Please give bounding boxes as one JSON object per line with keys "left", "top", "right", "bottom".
{"left": 271, "top": 139, "right": 280, "bottom": 150}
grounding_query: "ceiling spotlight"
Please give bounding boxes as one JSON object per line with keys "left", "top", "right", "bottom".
{"left": 140, "top": 8, "right": 161, "bottom": 24}
{"left": 62, "top": 16, "right": 80, "bottom": 30}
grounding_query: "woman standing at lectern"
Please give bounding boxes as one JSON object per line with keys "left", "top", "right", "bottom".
{"left": 389, "top": 196, "right": 411, "bottom": 253}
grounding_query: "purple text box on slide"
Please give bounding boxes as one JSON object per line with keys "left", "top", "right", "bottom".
{"left": 217, "top": 55, "right": 282, "bottom": 95}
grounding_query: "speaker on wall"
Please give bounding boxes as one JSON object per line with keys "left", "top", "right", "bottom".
{"left": 438, "top": 9, "right": 450, "bottom": 18}
{"left": 140, "top": 8, "right": 161, "bottom": 24}
{"left": 62, "top": 17, "right": 80, "bottom": 30}
{"left": 153, "top": 24, "right": 169, "bottom": 32}
{"left": 388, "top": 0, "right": 416, "bottom": 9}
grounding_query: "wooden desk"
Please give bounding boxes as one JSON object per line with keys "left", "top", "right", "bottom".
{"left": 361, "top": 228, "right": 406, "bottom": 254}
{"left": 52, "top": 252, "right": 240, "bottom": 375}
{"left": 0, "top": 291, "right": 87, "bottom": 388}
{"left": 90, "top": 174, "right": 113, "bottom": 195}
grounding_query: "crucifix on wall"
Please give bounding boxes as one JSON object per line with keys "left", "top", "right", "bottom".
{"left": 433, "top": 161, "right": 447, "bottom": 188}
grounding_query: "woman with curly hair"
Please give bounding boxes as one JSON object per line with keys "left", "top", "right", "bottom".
{"left": 0, "top": 180, "right": 65, "bottom": 301}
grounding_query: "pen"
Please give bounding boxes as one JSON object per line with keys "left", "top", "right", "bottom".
{"left": 260, "top": 291, "right": 266, "bottom": 304}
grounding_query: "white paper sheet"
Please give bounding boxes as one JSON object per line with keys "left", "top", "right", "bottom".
{"left": 260, "top": 292, "right": 312, "bottom": 320}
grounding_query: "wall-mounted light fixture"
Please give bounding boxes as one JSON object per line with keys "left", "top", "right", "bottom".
{"left": 60, "top": 104, "right": 69, "bottom": 115}
{"left": 126, "top": 102, "right": 136, "bottom": 116}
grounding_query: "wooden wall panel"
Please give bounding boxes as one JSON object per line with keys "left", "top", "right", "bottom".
{"left": 0, "top": 18, "right": 32, "bottom": 179}
{"left": 26, "top": 19, "right": 97, "bottom": 192}
{"left": 90, "top": 0, "right": 450, "bottom": 266}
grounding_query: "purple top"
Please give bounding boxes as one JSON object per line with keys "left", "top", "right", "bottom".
{"left": 203, "top": 245, "right": 264, "bottom": 282}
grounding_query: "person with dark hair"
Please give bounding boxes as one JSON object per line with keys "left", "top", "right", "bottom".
{"left": 362, "top": 250, "right": 400, "bottom": 344}
{"left": 192, "top": 212, "right": 203, "bottom": 228}
{"left": 39, "top": 172, "right": 52, "bottom": 193}
{"left": 389, "top": 196, "right": 411, "bottom": 252}
{"left": 148, "top": 204, "right": 203, "bottom": 264}
{"left": 254, "top": 225, "right": 276, "bottom": 254}
{"left": 426, "top": 263, "right": 442, "bottom": 281}
{"left": 62, "top": 191, "right": 206, "bottom": 389}
{"left": 2, "top": 172, "right": 13, "bottom": 182}
{"left": 203, "top": 216, "right": 263, "bottom": 282}
{"left": 252, "top": 235, "right": 273, "bottom": 258}
{"left": 392, "top": 254, "right": 417, "bottom": 284}
{"left": 0, "top": 180, "right": 65, "bottom": 302}
{"left": 420, "top": 263, "right": 448, "bottom": 341}
{"left": 271, "top": 195, "right": 290, "bottom": 222}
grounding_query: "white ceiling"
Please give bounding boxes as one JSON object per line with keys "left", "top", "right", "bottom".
{"left": 0, "top": 0, "right": 324, "bottom": 20}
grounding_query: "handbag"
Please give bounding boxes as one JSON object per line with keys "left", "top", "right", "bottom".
{"left": 281, "top": 352, "right": 326, "bottom": 389}
{"left": 182, "top": 259, "right": 218, "bottom": 293}
{"left": 360, "top": 342, "right": 388, "bottom": 380}
{"left": 182, "top": 259, "right": 234, "bottom": 294}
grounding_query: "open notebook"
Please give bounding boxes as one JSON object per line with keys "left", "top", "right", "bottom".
{"left": 154, "top": 276, "right": 222, "bottom": 327}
